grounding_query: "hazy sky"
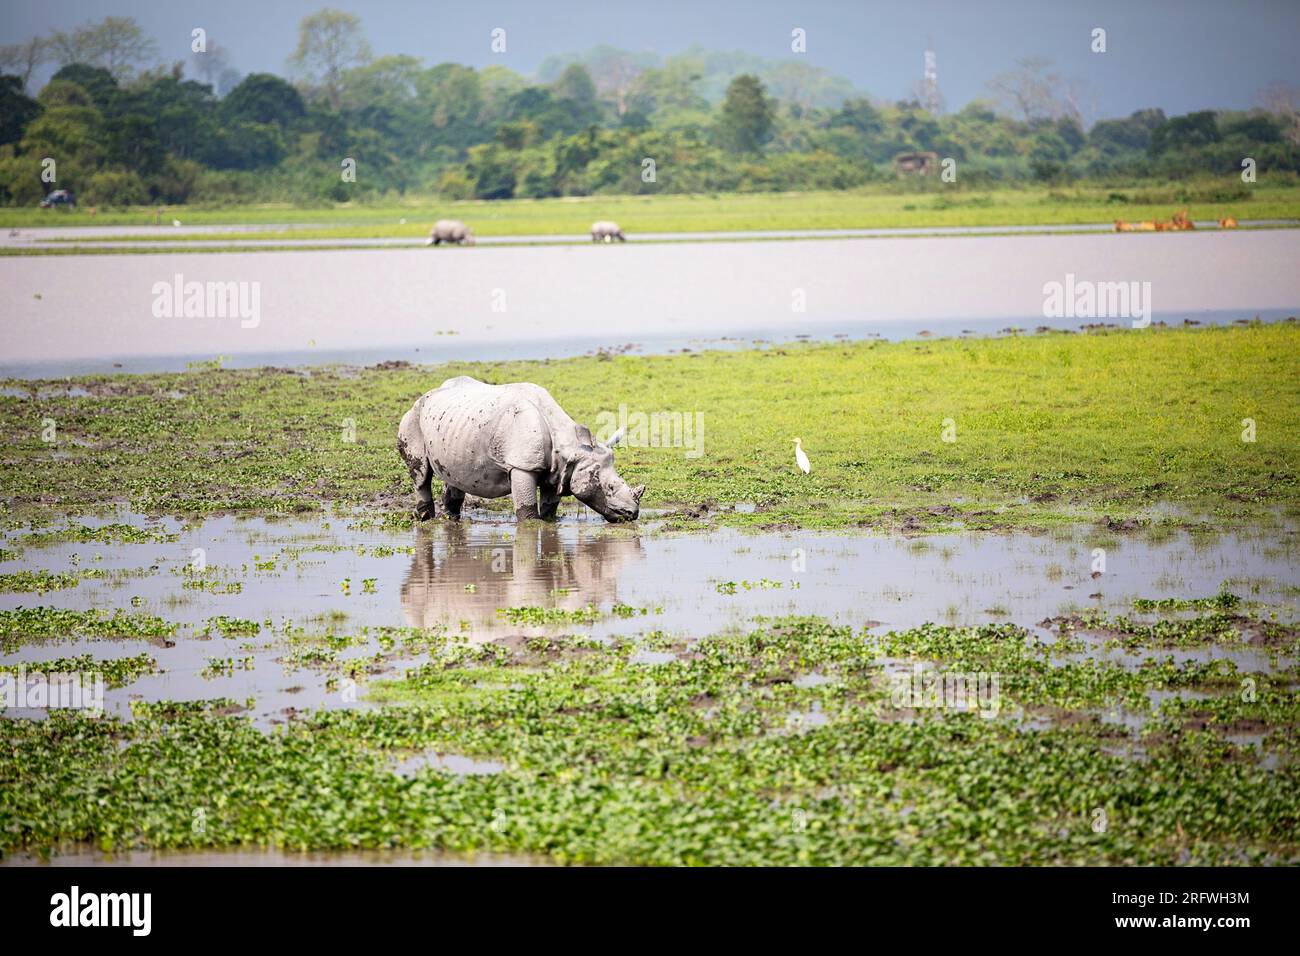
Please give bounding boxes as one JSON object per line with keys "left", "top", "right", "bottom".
{"left": 5, "top": 0, "right": 1298, "bottom": 118}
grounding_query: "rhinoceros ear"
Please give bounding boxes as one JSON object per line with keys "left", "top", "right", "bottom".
{"left": 606, "top": 426, "right": 626, "bottom": 448}
{"left": 575, "top": 424, "right": 594, "bottom": 447}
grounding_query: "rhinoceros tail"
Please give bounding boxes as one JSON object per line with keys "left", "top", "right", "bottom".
{"left": 397, "top": 404, "right": 429, "bottom": 488}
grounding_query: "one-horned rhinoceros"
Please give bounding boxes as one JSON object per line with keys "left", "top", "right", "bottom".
{"left": 591, "top": 220, "right": 626, "bottom": 242}
{"left": 397, "top": 376, "right": 645, "bottom": 523}
{"left": 425, "top": 219, "right": 475, "bottom": 246}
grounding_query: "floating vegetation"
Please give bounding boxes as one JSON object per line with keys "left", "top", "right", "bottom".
{"left": 201, "top": 656, "right": 256, "bottom": 679}
{"left": 0, "top": 607, "right": 178, "bottom": 651}
{"left": 2, "top": 612, "right": 1295, "bottom": 864}
{"left": 1132, "top": 591, "right": 1243, "bottom": 612}
{"left": 0, "top": 570, "right": 79, "bottom": 593}
{"left": 203, "top": 616, "right": 262, "bottom": 638}
{"left": 18, "top": 523, "right": 179, "bottom": 546}
{"left": 715, "top": 578, "right": 784, "bottom": 594}
{"left": 496, "top": 605, "right": 601, "bottom": 626}
{"left": 0, "top": 652, "right": 157, "bottom": 688}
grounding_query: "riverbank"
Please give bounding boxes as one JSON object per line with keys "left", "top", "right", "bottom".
{"left": 3, "top": 181, "right": 1297, "bottom": 239}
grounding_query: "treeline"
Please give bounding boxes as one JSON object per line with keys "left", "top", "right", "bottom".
{"left": 1, "top": 12, "right": 1298, "bottom": 207}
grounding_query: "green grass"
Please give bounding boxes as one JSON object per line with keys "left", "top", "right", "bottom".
{"left": 1, "top": 323, "right": 1296, "bottom": 531}
{"left": 4, "top": 180, "right": 1298, "bottom": 241}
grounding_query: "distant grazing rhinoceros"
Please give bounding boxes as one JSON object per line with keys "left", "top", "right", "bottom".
{"left": 425, "top": 219, "right": 475, "bottom": 246}
{"left": 398, "top": 376, "right": 645, "bottom": 523}
{"left": 591, "top": 220, "right": 626, "bottom": 242}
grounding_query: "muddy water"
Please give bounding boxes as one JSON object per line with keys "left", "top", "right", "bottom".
{"left": 3, "top": 509, "right": 1296, "bottom": 726}
{"left": 3, "top": 229, "right": 1298, "bottom": 376}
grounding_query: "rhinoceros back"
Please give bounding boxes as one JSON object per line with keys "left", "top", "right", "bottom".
{"left": 414, "top": 377, "right": 553, "bottom": 497}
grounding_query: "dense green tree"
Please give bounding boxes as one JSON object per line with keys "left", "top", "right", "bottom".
{"left": 1220, "top": 112, "right": 1282, "bottom": 143}
{"left": 467, "top": 143, "right": 517, "bottom": 199}
{"left": 105, "top": 113, "right": 165, "bottom": 175}
{"left": 551, "top": 64, "right": 603, "bottom": 128}
{"left": 0, "top": 76, "right": 40, "bottom": 146}
{"left": 1089, "top": 109, "right": 1166, "bottom": 154}
{"left": 418, "top": 63, "right": 487, "bottom": 149}
{"left": 2, "top": 25, "right": 1297, "bottom": 207}
{"left": 1150, "top": 110, "right": 1220, "bottom": 155}
{"left": 224, "top": 73, "right": 306, "bottom": 127}
{"left": 718, "top": 74, "right": 774, "bottom": 154}
{"left": 85, "top": 166, "right": 148, "bottom": 205}
{"left": 828, "top": 98, "right": 884, "bottom": 136}
{"left": 47, "top": 64, "right": 118, "bottom": 111}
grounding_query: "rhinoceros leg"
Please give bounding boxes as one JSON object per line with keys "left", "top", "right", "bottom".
{"left": 538, "top": 484, "right": 561, "bottom": 521}
{"left": 412, "top": 476, "right": 435, "bottom": 520}
{"left": 441, "top": 485, "right": 465, "bottom": 521}
{"left": 510, "top": 469, "right": 540, "bottom": 522}
{"left": 398, "top": 406, "right": 435, "bottom": 520}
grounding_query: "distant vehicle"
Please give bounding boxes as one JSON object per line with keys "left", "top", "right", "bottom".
{"left": 39, "top": 190, "right": 76, "bottom": 208}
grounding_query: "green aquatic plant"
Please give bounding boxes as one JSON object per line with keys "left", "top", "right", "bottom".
{"left": 0, "top": 607, "right": 178, "bottom": 652}
{"left": 0, "top": 570, "right": 79, "bottom": 593}
{"left": 1, "top": 611, "right": 1295, "bottom": 864}
{"left": 497, "top": 605, "right": 601, "bottom": 626}
{"left": 204, "top": 616, "right": 261, "bottom": 638}
{"left": 0, "top": 652, "right": 157, "bottom": 688}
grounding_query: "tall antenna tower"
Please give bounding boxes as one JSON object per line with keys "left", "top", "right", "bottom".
{"left": 922, "top": 38, "right": 941, "bottom": 114}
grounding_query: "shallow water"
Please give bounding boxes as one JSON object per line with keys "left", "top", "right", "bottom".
{"left": 3, "top": 509, "right": 1295, "bottom": 726}
{"left": 3, "top": 229, "right": 1297, "bottom": 376}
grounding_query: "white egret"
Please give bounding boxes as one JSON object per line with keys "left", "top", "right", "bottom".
{"left": 793, "top": 438, "right": 810, "bottom": 474}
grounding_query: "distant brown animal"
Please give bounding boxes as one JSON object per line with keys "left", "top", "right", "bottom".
{"left": 1115, "top": 220, "right": 1157, "bottom": 232}
{"left": 1219, "top": 216, "right": 1238, "bottom": 228}
{"left": 1170, "top": 208, "right": 1194, "bottom": 230}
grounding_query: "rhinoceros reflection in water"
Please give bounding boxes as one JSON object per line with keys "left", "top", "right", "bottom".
{"left": 400, "top": 521, "right": 644, "bottom": 642}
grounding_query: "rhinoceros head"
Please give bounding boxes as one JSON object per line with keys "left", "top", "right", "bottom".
{"left": 570, "top": 425, "right": 644, "bottom": 522}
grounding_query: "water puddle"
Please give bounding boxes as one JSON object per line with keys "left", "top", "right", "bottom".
{"left": 2, "top": 509, "right": 1296, "bottom": 727}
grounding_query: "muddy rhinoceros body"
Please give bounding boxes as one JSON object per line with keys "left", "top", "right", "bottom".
{"left": 398, "top": 376, "right": 644, "bottom": 522}
{"left": 426, "top": 219, "right": 475, "bottom": 246}
{"left": 591, "top": 220, "right": 626, "bottom": 242}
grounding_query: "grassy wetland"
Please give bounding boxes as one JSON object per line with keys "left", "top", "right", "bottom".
{"left": 4, "top": 181, "right": 1300, "bottom": 251}
{"left": 1, "top": 322, "right": 1296, "bottom": 529}
{"left": 2, "top": 321, "right": 1299, "bottom": 864}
